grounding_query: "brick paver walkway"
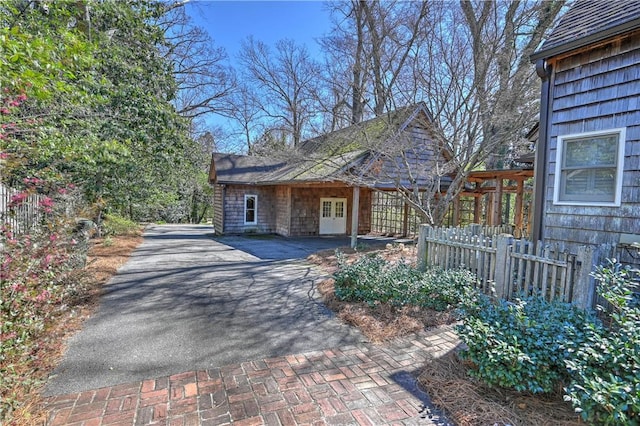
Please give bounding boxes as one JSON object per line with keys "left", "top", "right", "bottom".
{"left": 45, "top": 325, "right": 460, "bottom": 426}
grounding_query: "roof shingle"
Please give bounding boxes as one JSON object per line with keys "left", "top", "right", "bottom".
{"left": 209, "top": 103, "right": 440, "bottom": 188}
{"left": 531, "top": 0, "right": 640, "bottom": 61}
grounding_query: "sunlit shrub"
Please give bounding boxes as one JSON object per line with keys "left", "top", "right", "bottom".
{"left": 0, "top": 180, "right": 87, "bottom": 420}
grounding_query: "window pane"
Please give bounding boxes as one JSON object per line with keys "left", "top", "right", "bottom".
{"left": 593, "top": 169, "right": 616, "bottom": 193}
{"left": 562, "top": 168, "right": 615, "bottom": 201}
{"left": 322, "top": 201, "right": 332, "bottom": 218}
{"left": 564, "top": 136, "right": 617, "bottom": 167}
{"left": 563, "top": 169, "right": 589, "bottom": 195}
{"left": 245, "top": 195, "right": 256, "bottom": 223}
{"left": 335, "top": 201, "right": 344, "bottom": 218}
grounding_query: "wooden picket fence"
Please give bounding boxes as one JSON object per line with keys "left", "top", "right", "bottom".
{"left": 417, "top": 225, "right": 596, "bottom": 308}
{"left": 0, "top": 184, "right": 45, "bottom": 234}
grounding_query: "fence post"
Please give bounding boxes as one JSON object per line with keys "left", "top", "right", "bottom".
{"left": 493, "top": 234, "right": 513, "bottom": 300}
{"left": 468, "top": 223, "right": 483, "bottom": 236}
{"left": 572, "top": 245, "right": 596, "bottom": 309}
{"left": 417, "top": 224, "right": 431, "bottom": 271}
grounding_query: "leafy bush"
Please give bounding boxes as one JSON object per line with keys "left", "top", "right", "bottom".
{"left": 456, "top": 295, "right": 590, "bottom": 394}
{"left": 102, "top": 213, "right": 141, "bottom": 236}
{"left": 564, "top": 261, "right": 640, "bottom": 425}
{"left": 420, "top": 267, "right": 478, "bottom": 311}
{"left": 1, "top": 182, "right": 88, "bottom": 420}
{"left": 333, "top": 252, "right": 476, "bottom": 310}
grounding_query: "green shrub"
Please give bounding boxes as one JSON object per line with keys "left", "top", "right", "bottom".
{"left": 333, "top": 252, "right": 476, "bottom": 310}
{"left": 419, "top": 267, "right": 478, "bottom": 311}
{"left": 102, "top": 213, "right": 140, "bottom": 236}
{"left": 456, "top": 295, "right": 590, "bottom": 394}
{"left": 1, "top": 183, "right": 87, "bottom": 421}
{"left": 564, "top": 261, "right": 640, "bottom": 425}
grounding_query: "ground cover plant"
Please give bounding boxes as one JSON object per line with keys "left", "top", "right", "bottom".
{"left": 564, "top": 261, "right": 640, "bottom": 425}
{"left": 333, "top": 250, "right": 477, "bottom": 311}
{"left": 456, "top": 295, "right": 590, "bottom": 394}
{"left": 312, "top": 244, "right": 469, "bottom": 343}
{"left": 453, "top": 259, "right": 640, "bottom": 425}
{"left": 310, "top": 244, "right": 585, "bottom": 424}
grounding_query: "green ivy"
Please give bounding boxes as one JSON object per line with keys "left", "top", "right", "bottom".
{"left": 333, "top": 252, "right": 476, "bottom": 310}
{"left": 564, "top": 261, "right": 640, "bottom": 425}
{"left": 456, "top": 295, "right": 590, "bottom": 394}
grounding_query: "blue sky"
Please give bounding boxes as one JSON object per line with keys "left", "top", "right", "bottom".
{"left": 183, "top": 1, "right": 334, "bottom": 148}
{"left": 185, "top": 1, "right": 332, "bottom": 61}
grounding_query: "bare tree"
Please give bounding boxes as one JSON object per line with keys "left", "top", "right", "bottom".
{"left": 404, "top": 1, "right": 564, "bottom": 224}
{"left": 239, "top": 37, "right": 321, "bottom": 147}
{"left": 459, "top": 0, "right": 564, "bottom": 169}
{"left": 313, "top": 1, "right": 564, "bottom": 226}
{"left": 156, "top": 5, "right": 236, "bottom": 120}
{"left": 223, "top": 84, "right": 265, "bottom": 154}
{"left": 320, "top": 0, "right": 431, "bottom": 125}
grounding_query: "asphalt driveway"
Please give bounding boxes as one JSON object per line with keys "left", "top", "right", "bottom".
{"left": 45, "top": 225, "right": 365, "bottom": 396}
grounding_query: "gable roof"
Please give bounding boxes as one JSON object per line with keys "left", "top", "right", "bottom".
{"left": 298, "top": 103, "right": 433, "bottom": 156}
{"left": 209, "top": 103, "right": 442, "bottom": 187}
{"left": 210, "top": 150, "right": 368, "bottom": 185}
{"left": 531, "top": 0, "right": 640, "bottom": 61}
{"left": 208, "top": 154, "right": 287, "bottom": 185}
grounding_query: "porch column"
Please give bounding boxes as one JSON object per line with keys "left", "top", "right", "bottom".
{"left": 514, "top": 179, "right": 524, "bottom": 237}
{"left": 492, "top": 178, "right": 503, "bottom": 225}
{"left": 453, "top": 196, "right": 461, "bottom": 227}
{"left": 473, "top": 195, "right": 481, "bottom": 224}
{"left": 351, "top": 186, "right": 360, "bottom": 248}
{"left": 402, "top": 202, "right": 409, "bottom": 236}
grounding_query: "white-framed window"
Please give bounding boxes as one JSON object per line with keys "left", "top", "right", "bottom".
{"left": 553, "top": 128, "right": 625, "bottom": 206}
{"left": 244, "top": 194, "right": 257, "bottom": 225}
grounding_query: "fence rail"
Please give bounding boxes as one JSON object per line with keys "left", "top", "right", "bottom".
{"left": 417, "top": 225, "right": 596, "bottom": 308}
{"left": 0, "top": 184, "right": 45, "bottom": 234}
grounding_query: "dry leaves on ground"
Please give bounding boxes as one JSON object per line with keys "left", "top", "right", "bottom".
{"left": 418, "top": 353, "right": 583, "bottom": 426}
{"left": 310, "top": 242, "right": 583, "bottom": 426}
{"left": 16, "top": 234, "right": 144, "bottom": 426}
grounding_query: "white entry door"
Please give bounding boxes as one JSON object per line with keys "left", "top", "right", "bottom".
{"left": 319, "top": 198, "right": 347, "bottom": 235}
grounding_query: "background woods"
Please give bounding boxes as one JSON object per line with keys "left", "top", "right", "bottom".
{"left": 1, "top": 0, "right": 564, "bottom": 227}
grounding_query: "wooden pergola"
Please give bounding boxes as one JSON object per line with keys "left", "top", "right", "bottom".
{"left": 455, "top": 168, "right": 534, "bottom": 237}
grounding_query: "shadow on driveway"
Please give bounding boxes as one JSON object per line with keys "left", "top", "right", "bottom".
{"left": 44, "top": 225, "right": 366, "bottom": 396}
{"left": 214, "top": 234, "right": 415, "bottom": 261}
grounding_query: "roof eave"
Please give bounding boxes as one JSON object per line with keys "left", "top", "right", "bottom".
{"left": 213, "top": 177, "right": 342, "bottom": 186}
{"left": 530, "top": 18, "right": 640, "bottom": 62}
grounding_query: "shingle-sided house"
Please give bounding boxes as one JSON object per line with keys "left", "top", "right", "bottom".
{"left": 208, "top": 103, "right": 448, "bottom": 239}
{"left": 530, "top": 1, "right": 640, "bottom": 260}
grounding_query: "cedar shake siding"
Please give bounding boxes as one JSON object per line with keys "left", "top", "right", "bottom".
{"left": 289, "top": 187, "right": 372, "bottom": 236}
{"left": 221, "top": 185, "right": 277, "bottom": 234}
{"left": 539, "top": 31, "right": 640, "bottom": 249}
{"left": 531, "top": 0, "right": 640, "bottom": 254}
{"left": 212, "top": 184, "right": 224, "bottom": 235}
{"left": 357, "top": 188, "right": 372, "bottom": 234}
{"left": 214, "top": 184, "right": 371, "bottom": 236}
{"left": 275, "top": 185, "right": 292, "bottom": 236}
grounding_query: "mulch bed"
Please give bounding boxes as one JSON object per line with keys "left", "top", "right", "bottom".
{"left": 418, "top": 353, "right": 583, "bottom": 426}
{"left": 309, "top": 243, "right": 583, "bottom": 426}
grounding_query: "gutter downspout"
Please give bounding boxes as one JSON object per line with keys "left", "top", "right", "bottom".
{"left": 532, "top": 59, "right": 553, "bottom": 242}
